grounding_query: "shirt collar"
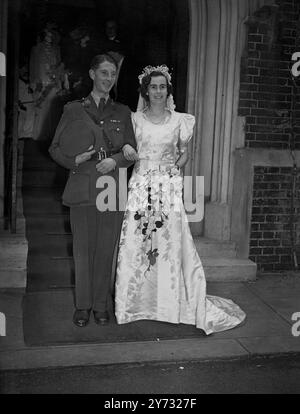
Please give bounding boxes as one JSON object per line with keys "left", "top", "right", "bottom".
{"left": 91, "top": 91, "right": 109, "bottom": 108}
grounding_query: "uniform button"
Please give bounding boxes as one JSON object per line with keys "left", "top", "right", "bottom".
{"left": 100, "top": 120, "right": 104, "bottom": 125}
{"left": 116, "top": 127, "right": 120, "bottom": 132}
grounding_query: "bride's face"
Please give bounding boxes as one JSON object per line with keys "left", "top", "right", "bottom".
{"left": 148, "top": 75, "right": 168, "bottom": 106}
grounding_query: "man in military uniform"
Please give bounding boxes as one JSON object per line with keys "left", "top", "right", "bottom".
{"left": 49, "top": 54, "right": 137, "bottom": 327}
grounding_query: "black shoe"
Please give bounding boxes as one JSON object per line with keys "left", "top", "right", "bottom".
{"left": 93, "top": 310, "right": 109, "bottom": 325}
{"left": 73, "top": 309, "right": 91, "bottom": 327}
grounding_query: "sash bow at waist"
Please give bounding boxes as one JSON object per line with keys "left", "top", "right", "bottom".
{"left": 135, "top": 158, "right": 176, "bottom": 172}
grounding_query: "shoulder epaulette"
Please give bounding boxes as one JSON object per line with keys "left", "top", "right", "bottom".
{"left": 65, "top": 97, "right": 90, "bottom": 107}
{"left": 81, "top": 97, "right": 93, "bottom": 108}
{"left": 66, "top": 99, "right": 79, "bottom": 105}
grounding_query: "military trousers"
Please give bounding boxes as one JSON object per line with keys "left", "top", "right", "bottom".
{"left": 70, "top": 205, "right": 123, "bottom": 312}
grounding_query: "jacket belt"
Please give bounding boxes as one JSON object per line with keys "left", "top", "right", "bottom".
{"left": 90, "top": 148, "right": 120, "bottom": 161}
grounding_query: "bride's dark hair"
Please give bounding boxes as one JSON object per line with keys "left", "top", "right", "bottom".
{"left": 140, "top": 71, "right": 173, "bottom": 102}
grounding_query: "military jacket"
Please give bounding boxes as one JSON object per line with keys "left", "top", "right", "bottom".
{"left": 49, "top": 94, "right": 136, "bottom": 207}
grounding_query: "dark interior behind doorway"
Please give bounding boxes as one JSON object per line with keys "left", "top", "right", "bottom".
{"left": 19, "top": 0, "right": 189, "bottom": 111}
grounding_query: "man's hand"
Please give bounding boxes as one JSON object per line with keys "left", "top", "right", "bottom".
{"left": 75, "top": 146, "right": 96, "bottom": 165}
{"left": 73, "top": 78, "right": 82, "bottom": 89}
{"left": 96, "top": 158, "right": 117, "bottom": 174}
{"left": 122, "top": 144, "right": 139, "bottom": 161}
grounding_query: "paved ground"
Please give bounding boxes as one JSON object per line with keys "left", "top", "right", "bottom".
{"left": 1, "top": 354, "right": 300, "bottom": 394}
{"left": 0, "top": 273, "right": 300, "bottom": 371}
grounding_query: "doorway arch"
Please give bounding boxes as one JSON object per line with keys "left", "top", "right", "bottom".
{"left": 186, "top": 0, "right": 276, "bottom": 238}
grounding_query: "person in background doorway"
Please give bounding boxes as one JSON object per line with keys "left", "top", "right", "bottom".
{"left": 18, "top": 63, "right": 34, "bottom": 139}
{"left": 29, "top": 27, "right": 66, "bottom": 141}
{"left": 62, "top": 25, "right": 96, "bottom": 100}
{"left": 101, "top": 20, "right": 125, "bottom": 101}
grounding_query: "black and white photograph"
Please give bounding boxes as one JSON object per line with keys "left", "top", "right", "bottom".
{"left": 0, "top": 0, "right": 300, "bottom": 396}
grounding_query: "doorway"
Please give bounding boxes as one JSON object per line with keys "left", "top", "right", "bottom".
{"left": 15, "top": 0, "right": 195, "bottom": 345}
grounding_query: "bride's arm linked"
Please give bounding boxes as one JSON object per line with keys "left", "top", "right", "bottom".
{"left": 175, "top": 143, "right": 189, "bottom": 169}
{"left": 122, "top": 144, "right": 139, "bottom": 161}
{"left": 122, "top": 112, "right": 139, "bottom": 162}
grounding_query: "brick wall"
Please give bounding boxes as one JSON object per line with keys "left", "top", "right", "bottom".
{"left": 250, "top": 166, "right": 300, "bottom": 272}
{"left": 239, "top": 0, "right": 300, "bottom": 150}
{"left": 240, "top": 0, "right": 300, "bottom": 272}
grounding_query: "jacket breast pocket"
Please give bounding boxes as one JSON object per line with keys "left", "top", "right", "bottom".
{"left": 62, "top": 171, "right": 90, "bottom": 205}
{"left": 106, "top": 123, "right": 125, "bottom": 147}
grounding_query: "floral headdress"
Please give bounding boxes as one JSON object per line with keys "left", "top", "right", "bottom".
{"left": 138, "top": 65, "right": 172, "bottom": 85}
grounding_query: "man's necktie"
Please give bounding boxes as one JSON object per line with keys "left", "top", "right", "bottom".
{"left": 99, "top": 97, "right": 106, "bottom": 113}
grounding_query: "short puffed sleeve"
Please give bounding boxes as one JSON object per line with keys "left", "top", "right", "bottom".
{"left": 179, "top": 113, "right": 195, "bottom": 146}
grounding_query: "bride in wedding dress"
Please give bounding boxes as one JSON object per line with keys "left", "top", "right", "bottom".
{"left": 115, "top": 65, "right": 246, "bottom": 334}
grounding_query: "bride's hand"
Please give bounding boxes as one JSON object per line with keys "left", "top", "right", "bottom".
{"left": 122, "top": 144, "right": 139, "bottom": 161}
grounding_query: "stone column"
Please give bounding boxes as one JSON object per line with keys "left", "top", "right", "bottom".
{"left": 0, "top": 0, "right": 7, "bottom": 222}
{"left": 186, "top": 0, "right": 275, "bottom": 238}
{"left": 0, "top": 0, "right": 27, "bottom": 289}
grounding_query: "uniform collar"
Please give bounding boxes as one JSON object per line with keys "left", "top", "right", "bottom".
{"left": 85, "top": 93, "right": 115, "bottom": 119}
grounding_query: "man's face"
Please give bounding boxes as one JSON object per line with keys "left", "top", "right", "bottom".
{"left": 19, "top": 65, "right": 29, "bottom": 82}
{"left": 89, "top": 61, "right": 117, "bottom": 95}
{"left": 80, "top": 35, "right": 90, "bottom": 48}
{"left": 105, "top": 21, "right": 117, "bottom": 39}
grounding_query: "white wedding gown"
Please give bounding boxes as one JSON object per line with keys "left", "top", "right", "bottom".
{"left": 115, "top": 110, "right": 246, "bottom": 334}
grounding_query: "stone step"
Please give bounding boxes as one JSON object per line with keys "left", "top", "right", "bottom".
{"left": 27, "top": 234, "right": 238, "bottom": 260}
{"left": 23, "top": 139, "right": 52, "bottom": 163}
{"left": 22, "top": 159, "right": 64, "bottom": 171}
{"left": 22, "top": 188, "right": 68, "bottom": 215}
{"left": 23, "top": 138, "right": 50, "bottom": 153}
{"left": 28, "top": 234, "right": 73, "bottom": 257}
{"left": 23, "top": 154, "right": 57, "bottom": 169}
{"left": 24, "top": 215, "right": 71, "bottom": 234}
{"left": 23, "top": 154, "right": 57, "bottom": 170}
{"left": 27, "top": 256, "right": 74, "bottom": 291}
{"left": 201, "top": 257, "right": 257, "bottom": 282}
{"left": 194, "top": 237, "right": 236, "bottom": 258}
{"left": 27, "top": 255, "right": 257, "bottom": 290}
{"left": 22, "top": 168, "right": 68, "bottom": 188}
{"left": 22, "top": 186, "right": 64, "bottom": 197}
{"left": 0, "top": 234, "right": 28, "bottom": 288}
{"left": 22, "top": 140, "right": 62, "bottom": 170}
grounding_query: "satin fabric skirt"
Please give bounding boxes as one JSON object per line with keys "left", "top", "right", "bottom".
{"left": 115, "top": 160, "right": 246, "bottom": 334}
